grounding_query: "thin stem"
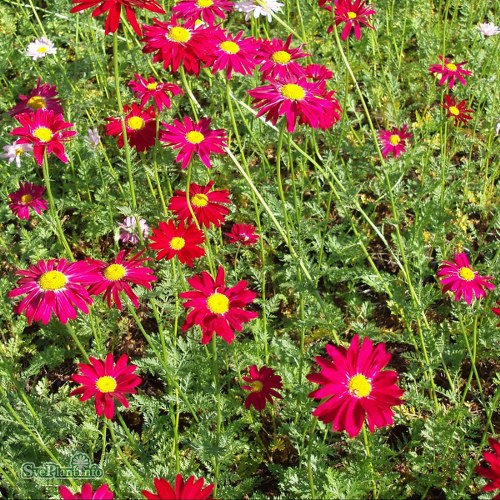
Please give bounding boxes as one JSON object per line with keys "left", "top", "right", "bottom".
{"left": 362, "top": 423, "right": 378, "bottom": 499}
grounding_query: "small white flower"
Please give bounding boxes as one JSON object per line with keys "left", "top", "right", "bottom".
{"left": 84, "top": 128, "right": 101, "bottom": 151}
{"left": 117, "top": 216, "right": 149, "bottom": 245}
{"left": 26, "top": 37, "right": 57, "bottom": 60}
{"left": 478, "top": 22, "right": 500, "bottom": 37}
{"left": 1, "top": 141, "right": 33, "bottom": 168}
{"left": 234, "top": 0, "right": 284, "bottom": 22}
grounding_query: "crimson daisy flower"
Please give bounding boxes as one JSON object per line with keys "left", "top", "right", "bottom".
{"left": 106, "top": 103, "right": 156, "bottom": 152}
{"left": 305, "top": 63, "right": 333, "bottom": 82}
{"left": 256, "top": 35, "right": 309, "bottom": 81}
{"left": 307, "top": 335, "right": 404, "bottom": 438}
{"left": 242, "top": 365, "right": 283, "bottom": 411}
{"left": 129, "top": 74, "right": 183, "bottom": 112}
{"left": 492, "top": 302, "right": 500, "bottom": 326}
{"left": 476, "top": 438, "right": 500, "bottom": 498}
{"left": 160, "top": 116, "right": 227, "bottom": 170}
{"left": 8, "top": 259, "right": 97, "bottom": 325}
{"left": 226, "top": 223, "right": 259, "bottom": 245}
{"left": 10, "top": 109, "right": 76, "bottom": 166}
{"left": 428, "top": 55, "right": 472, "bottom": 89}
{"left": 70, "top": 0, "right": 165, "bottom": 37}
{"left": 59, "top": 483, "right": 114, "bottom": 499}
{"left": 142, "top": 475, "right": 214, "bottom": 500}
{"left": 437, "top": 252, "right": 495, "bottom": 304}
{"left": 149, "top": 220, "right": 205, "bottom": 267}
{"left": 333, "top": 0, "right": 376, "bottom": 41}
{"left": 8, "top": 78, "right": 63, "bottom": 117}
{"left": 442, "top": 94, "right": 474, "bottom": 125}
{"left": 172, "top": 0, "right": 233, "bottom": 26}
{"left": 168, "top": 181, "right": 231, "bottom": 228}
{"left": 377, "top": 124, "right": 413, "bottom": 158}
{"left": 180, "top": 266, "right": 258, "bottom": 344}
{"left": 86, "top": 249, "right": 157, "bottom": 310}
{"left": 248, "top": 76, "right": 342, "bottom": 132}
{"left": 69, "top": 353, "right": 141, "bottom": 419}
{"left": 8, "top": 181, "right": 48, "bottom": 220}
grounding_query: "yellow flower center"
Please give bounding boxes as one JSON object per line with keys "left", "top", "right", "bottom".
{"left": 185, "top": 131, "right": 205, "bottom": 144}
{"left": 39, "top": 270, "right": 67, "bottom": 291}
{"left": 104, "top": 263, "right": 126, "bottom": 281}
{"left": 191, "top": 193, "right": 209, "bottom": 207}
{"left": 458, "top": 267, "right": 475, "bottom": 281}
{"left": 127, "top": 116, "right": 145, "bottom": 131}
{"left": 220, "top": 40, "right": 240, "bottom": 54}
{"left": 347, "top": 11, "right": 357, "bottom": 19}
{"left": 272, "top": 50, "right": 291, "bottom": 64}
{"left": 170, "top": 236, "right": 186, "bottom": 250}
{"left": 21, "top": 194, "right": 33, "bottom": 204}
{"left": 33, "top": 127, "right": 53, "bottom": 143}
{"left": 449, "top": 106, "right": 460, "bottom": 116}
{"left": 389, "top": 134, "right": 401, "bottom": 145}
{"left": 206, "top": 292, "right": 230, "bottom": 314}
{"left": 249, "top": 380, "right": 263, "bottom": 392}
{"left": 348, "top": 374, "right": 372, "bottom": 398}
{"left": 95, "top": 376, "right": 117, "bottom": 393}
{"left": 446, "top": 63, "right": 457, "bottom": 71}
{"left": 27, "top": 96, "right": 46, "bottom": 110}
{"left": 146, "top": 82, "right": 158, "bottom": 90}
{"left": 37, "top": 46, "right": 48, "bottom": 53}
{"left": 168, "top": 26, "right": 191, "bottom": 43}
{"left": 280, "top": 83, "right": 305, "bottom": 101}
{"left": 196, "top": 0, "right": 213, "bottom": 7}
{"left": 16, "top": 148, "right": 25, "bottom": 156}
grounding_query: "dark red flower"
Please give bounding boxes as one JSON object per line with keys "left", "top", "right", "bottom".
{"left": 442, "top": 94, "right": 474, "bottom": 125}
{"left": 242, "top": 365, "right": 283, "bottom": 411}
{"left": 492, "top": 302, "right": 500, "bottom": 326}
{"left": 225, "top": 223, "right": 259, "bottom": 245}
{"left": 476, "top": 438, "right": 500, "bottom": 498}
{"left": 129, "top": 74, "right": 183, "bottom": 111}
{"left": 142, "top": 475, "right": 214, "bottom": 499}
{"left": 8, "top": 181, "right": 48, "bottom": 220}
{"left": 9, "top": 78, "right": 63, "bottom": 117}
{"left": 59, "top": 483, "right": 114, "bottom": 499}
{"left": 428, "top": 55, "right": 472, "bottom": 89}
{"left": 172, "top": 0, "right": 233, "bottom": 26}
{"left": 333, "top": 0, "right": 376, "bottom": 41}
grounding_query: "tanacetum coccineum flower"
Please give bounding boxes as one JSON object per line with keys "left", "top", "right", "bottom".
{"left": 437, "top": 252, "right": 495, "bottom": 304}
{"left": 160, "top": 116, "right": 227, "bottom": 169}
{"left": 69, "top": 353, "right": 141, "bottom": 419}
{"left": 70, "top": 0, "right": 165, "bottom": 37}
{"left": 87, "top": 250, "right": 156, "bottom": 310}
{"left": 333, "top": 0, "right": 376, "bottom": 41}
{"left": 168, "top": 181, "right": 231, "bottom": 228}
{"left": 180, "top": 266, "right": 258, "bottom": 344}
{"left": 142, "top": 475, "right": 214, "bottom": 500}
{"left": 59, "top": 483, "right": 114, "bottom": 499}
{"left": 8, "top": 259, "right": 97, "bottom": 325}
{"left": 10, "top": 109, "right": 76, "bottom": 165}
{"left": 226, "top": 223, "right": 259, "bottom": 245}
{"left": 129, "top": 74, "right": 183, "bottom": 111}
{"left": 492, "top": 302, "right": 500, "bottom": 326}
{"left": 9, "top": 78, "right": 63, "bottom": 117}
{"left": 242, "top": 365, "right": 283, "bottom": 411}
{"left": 442, "top": 94, "right": 474, "bottom": 125}
{"left": 377, "top": 124, "right": 413, "bottom": 158}
{"left": 476, "top": 438, "right": 500, "bottom": 498}
{"left": 428, "top": 55, "right": 472, "bottom": 89}
{"left": 172, "top": 0, "right": 233, "bottom": 26}
{"left": 307, "top": 335, "right": 404, "bottom": 438}
{"left": 8, "top": 181, "right": 48, "bottom": 220}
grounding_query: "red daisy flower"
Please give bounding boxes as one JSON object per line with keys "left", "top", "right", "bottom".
{"left": 442, "top": 94, "right": 474, "bottom": 125}
{"left": 106, "top": 103, "right": 156, "bottom": 152}
{"left": 172, "top": 0, "right": 233, "bottom": 26}
{"left": 333, "top": 0, "right": 376, "bottom": 41}
{"left": 8, "top": 181, "right": 48, "bottom": 220}
{"left": 142, "top": 475, "right": 214, "bottom": 500}
{"left": 8, "top": 259, "right": 97, "bottom": 325}
{"left": 180, "top": 266, "right": 258, "bottom": 344}
{"left": 10, "top": 109, "right": 76, "bottom": 166}
{"left": 248, "top": 76, "right": 342, "bottom": 132}
{"left": 377, "top": 124, "right": 413, "bottom": 158}
{"left": 428, "top": 55, "right": 472, "bottom": 89}
{"left": 149, "top": 220, "right": 205, "bottom": 267}
{"left": 129, "top": 74, "right": 183, "bottom": 112}
{"left": 8, "top": 78, "right": 63, "bottom": 117}
{"left": 437, "top": 252, "right": 495, "bottom": 304}
{"left": 304, "top": 63, "right": 333, "bottom": 82}
{"left": 69, "top": 353, "right": 141, "bottom": 419}
{"left": 59, "top": 483, "right": 114, "bottom": 499}
{"left": 70, "top": 0, "right": 165, "bottom": 37}
{"left": 168, "top": 181, "right": 230, "bottom": 228}
{"left": 476, "top": 438, "right": 500, "bottom": 498}
{"left": 203, "top": 29, "right": 258, "bottom": 80}
{"left": 256, "top": 35, "right": 309, "bottom": 81}
{"left": 160, "top": 116, "right": 227, "bottom": 170}
{"left": 225, "top": 223, "right": 259, "bottom": 245}
{"left": 86, "top": 249, "right": 157, "bottom": 310}
{"left": 307, "top": 335, "right": 404, "bottom": 438}
{"left": 492, "top": 302, "right": 500, "bottom": 326}
{"left": 242, "top": 365, "right": 283, "bottom": 411}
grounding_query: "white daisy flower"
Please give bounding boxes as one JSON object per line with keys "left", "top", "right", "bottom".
{"left": 478, "top": 22, "right": 500, "bottom": 37}
{"left": 1, "top": 141, "right": 33, "bottom": 168}
{"left": 234, "top": 0, "right": 284, "bottom": 22}
{"left": 26, "top": 37, "right": 57, "bottom": 60}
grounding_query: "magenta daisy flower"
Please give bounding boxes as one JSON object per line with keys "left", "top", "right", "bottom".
{"left": 8, "top": 259, "right": 97, "bottom": 325}
{"left": 307, "top": 335, "right": 404, "bottom": 438}
{"left": 172, "top": 0, "right": 233, "bottom": 26}
{"left": 160, "top": 116, "right": 227, "bottom": 170}
{"left": 180, "top": 266, "right": 258, "bottom": 344}
{"left": 493, "top": 302, "right": 500, "bottom": 327}
{"left": 377, "top": 124, "right": 413, "bottom": 158}
{"left": 128, "top": 74, "right": 183, "bottom": 112}
{"left": 86, "top": 250, "right": 157, "bottom": 310}
{"left": 225, "top": 223, "right": 259, "bottom": 245}
{"left": 437, "top": 252, "right": 495, "bottom": 304}
{"left": 242, "top": 365, "right": 283, "bottom": 411}
{"left": 304, "top": 63, "right": 333, "bottom": 82}
{"left": 442, "top": 95, "right": 474, "bottom": 126}
{"left": 10, "top": 109, "right": 76, "bottom": 165}
{"left": 8, "top": 181, "right": 48, "bottom": 220}
{"left": 428, "top": 55, "right": 472, "bottom": 89}
{"left": 59, "top": 483, "right": 114, "bottom": 499}
{"left": 69, "top": 353, "right": 141, "bottom": 419}
{"left": 333, "top": 0, "right": 376, "bottom": 41}
{"left": 142, "top": 475, "right": 214, "bottom": 500}
{"left": 8, "top": 78, "right": 63, "bottom": 117}
{"left": 476, "top": 438, "right": 500, "bottom": 498}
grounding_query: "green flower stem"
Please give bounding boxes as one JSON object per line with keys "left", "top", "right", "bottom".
{"left": 211, "top": 334, "right": 222, "bottom": 495}
{"left": 276, "top": 122, "right": 293, "bottom": 248}
{"left": 66, "top": 323, "right": 90, "bottom": 362}
{"left": 116, "top": 412, "right": 143, "bottom": 455}
{"left": 153, "top": 114, "right": 169, "bottom": 215}
{"left": 179, "top": 67, "right": 200, "bottom": 121}
{"left": 100, "top": 419, "right": 107, "bottom": 468}
{"left": 362, "top": 423, "right": 378, "bottom": 499}
{"left": 306, "top": 417, "right": 317, "bottom": 499}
